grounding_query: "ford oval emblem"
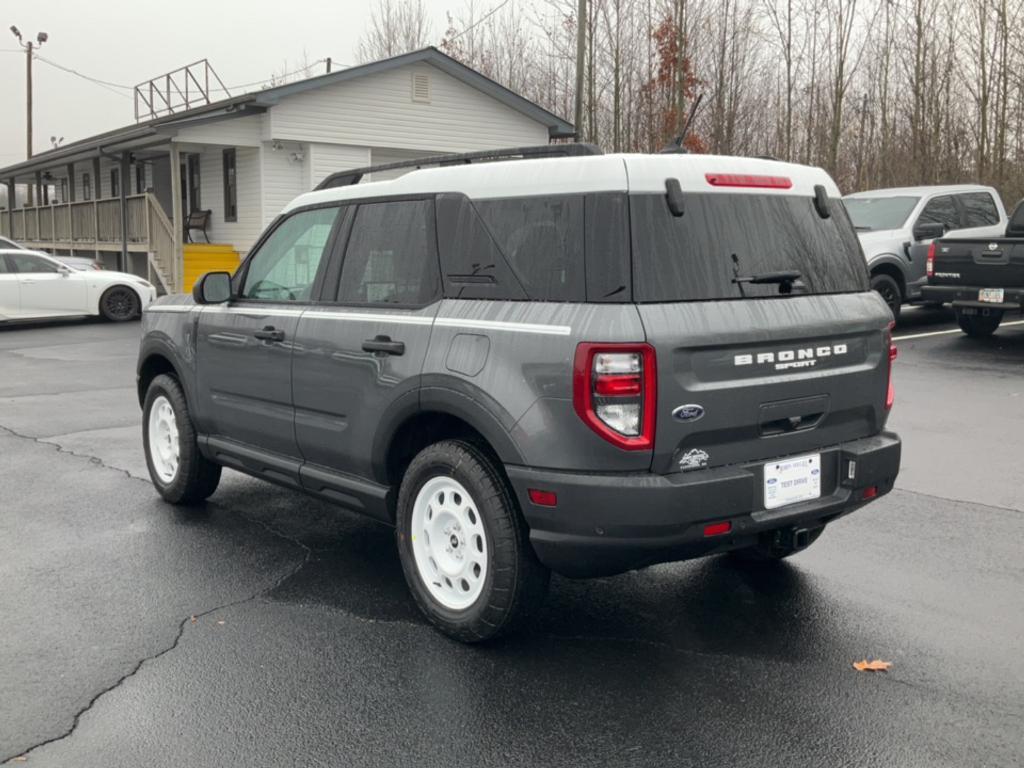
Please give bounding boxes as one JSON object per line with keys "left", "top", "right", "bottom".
{"left": 672, "top": 404, "right": 705, "bottom": 423}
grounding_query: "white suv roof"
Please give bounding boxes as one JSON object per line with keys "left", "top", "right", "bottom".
{"left": 285, "top": 153, "right": 840, "bottom": 213}
{"left": 844, "top": 184, "right": 996, "bottom": 199}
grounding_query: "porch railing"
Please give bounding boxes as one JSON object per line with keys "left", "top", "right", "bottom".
{"left": 1, "top": 194, "right": 176, "bottom": 294}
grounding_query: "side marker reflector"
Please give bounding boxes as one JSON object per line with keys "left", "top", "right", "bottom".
{"left": 703, "top": 521, "right": 732, "bottom": 537}
{"left": 528, "top": 489, "right": 558, "bottom": 507}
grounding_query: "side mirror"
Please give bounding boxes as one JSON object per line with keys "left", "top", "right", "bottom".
{"left": 912, "top": 222, "right": 945, "bottom": 242}
{"left": 57, "top": 265, "right": 72, "bottom": 277}
{"left": 192, "top": 271, "right": 232, "bottom": 304}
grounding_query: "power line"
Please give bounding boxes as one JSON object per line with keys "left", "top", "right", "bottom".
{"left": 445, "top": 0, "right": 514, "bottom": 42}
{"left": 32, "top": 53, "right": 133, "bottom": 99}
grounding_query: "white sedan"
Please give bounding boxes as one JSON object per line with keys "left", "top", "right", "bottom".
{"left": 0, "top": 249, "right": 156, "bottom": 323}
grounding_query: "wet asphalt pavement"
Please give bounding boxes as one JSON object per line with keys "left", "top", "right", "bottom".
{"left": 1, "top": 308, "right": 1022, "bottom": 767}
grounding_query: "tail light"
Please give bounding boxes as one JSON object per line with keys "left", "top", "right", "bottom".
{"left": 926, "top": 242, "right": 936, "bottom": 278}
{"left": 573, "top": 343, "right": 656, "bottom": 450}
{"left": 885, "top": 321, "right": 897, "bottom": 411}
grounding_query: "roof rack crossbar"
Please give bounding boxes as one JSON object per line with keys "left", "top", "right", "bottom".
{"left": 315, "top": 143, "right": 603, "bottom": 190}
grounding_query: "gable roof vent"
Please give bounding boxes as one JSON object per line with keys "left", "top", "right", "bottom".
{"left": 411, "top": 72, "right": 431, "bottom": 104}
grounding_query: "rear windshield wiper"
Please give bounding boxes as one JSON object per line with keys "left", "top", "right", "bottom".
{"left": 733, "top": 270, "right": 804, "bottom": 295}
{"left": 732, "top": 270, "right": 802, "bottom": 286}
{"left": 854, "top": 225, "right": 872, "bottom": 231}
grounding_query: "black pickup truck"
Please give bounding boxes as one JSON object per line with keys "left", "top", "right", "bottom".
{"left": 921, "top": 199, "right": 1024, "bottom": 337}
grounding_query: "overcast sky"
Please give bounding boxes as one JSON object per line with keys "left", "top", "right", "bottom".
{"left": 0, "top": 0, "right": 456, "bottom": 167}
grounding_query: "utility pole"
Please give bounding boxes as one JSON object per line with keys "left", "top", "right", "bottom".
{"left": 10, "top": 26, "right": 48, "bottom": 205}
{"left": 573, "top": 0, "right": 586, "bottom": 142}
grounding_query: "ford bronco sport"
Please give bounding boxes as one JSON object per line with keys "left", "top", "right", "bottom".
{"left": 137, "top": 145, "right": 901, "bottom": 642}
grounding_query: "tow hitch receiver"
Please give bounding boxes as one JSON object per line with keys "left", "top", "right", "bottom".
{"left": 771, "top": 527, "right": 813, "bottom": 552}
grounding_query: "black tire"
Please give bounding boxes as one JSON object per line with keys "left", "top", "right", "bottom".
{"left": 142, "top": 373, "right": 221, "bottom": 504}
{"left": 955, "top": 309, "right": 1003, "bottom": 338}
{"left": 870, "top": 273, "right": 902, "bottom": 323}
{"left": 99, "top": 285, "right": 141, "bottom": 322}
{"left": 396, "top": 439, "right": 550, "bottom": 642}
{"left": 728, "top": 526, "right": 825, "bottom": 564}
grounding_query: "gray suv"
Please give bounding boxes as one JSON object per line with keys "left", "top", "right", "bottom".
{"left": 138, "top": 146, "right": 902, "bottom": 642}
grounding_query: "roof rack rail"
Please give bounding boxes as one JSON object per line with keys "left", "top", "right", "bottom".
{"left": 315, "top": 143, "right": 603, "bottom": 190}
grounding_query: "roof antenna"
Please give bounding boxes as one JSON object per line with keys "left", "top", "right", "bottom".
{"left": 660, "top": 93, "right": 704, "bottom": 154}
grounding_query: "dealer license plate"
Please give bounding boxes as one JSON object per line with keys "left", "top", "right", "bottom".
{"left": 979, "top": 288, "right": 1004, "bottom": 303}
{"left": 764, "top": 453, "right": 821, "bottom": 510}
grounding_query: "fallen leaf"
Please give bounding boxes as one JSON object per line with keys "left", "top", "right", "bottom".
{"left": 853, "top": 659, "right": 892, "bottom": 672}
{"left": 12, "top": 756, "right": 27, "bottom": 762}
{"left": 216, "top": 620, "right": 225, "bottom": 626}
{"left": 190, "top": 616, "right": 197, "bottom": 624}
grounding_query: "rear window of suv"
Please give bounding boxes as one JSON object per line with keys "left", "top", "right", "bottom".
{"left": 630, "top": 192, "right": 868, "bottom": 302}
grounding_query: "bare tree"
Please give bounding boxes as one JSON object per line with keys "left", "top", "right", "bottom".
{"left": 357, "top": 0, "right": 433, "bottom": 62}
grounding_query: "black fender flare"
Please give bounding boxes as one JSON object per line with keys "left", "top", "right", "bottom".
{"left": 370, "top": 377, "right": 526, "bottom": 484}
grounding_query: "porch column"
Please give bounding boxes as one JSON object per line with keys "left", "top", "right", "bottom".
{"left": 118, "top": 152, "right": 130, "bottom": 272}
{"left": 5, "top": 179, "right": 14, "bottom": 233}
{"left": 66, "top": 163, "right": 76, "bottom": 202}
{"left": 169, "top": 143, "right": 183, "bottom": 292}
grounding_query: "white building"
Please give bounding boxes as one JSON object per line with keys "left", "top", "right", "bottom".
{"left": 0, "top": 47, "right": 573, "bottom": 293}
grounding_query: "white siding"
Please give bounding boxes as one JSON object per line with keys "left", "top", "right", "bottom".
{"left": 368, "top": 147, "right": 441, "bottom": 181}
{"left": 262, "top": 142, "right": 308, "bottom": 225}
{"left": 309, "top": 143, "right": 369, "bottom": 188}
{"left": 268, "top": 62, "right": 548, "bottom": 153}
{"left": 174, "top": 115, "right": 264, "bottom": 147}
{"left": 194, "top": 145, "right": 263, "bottom": 252}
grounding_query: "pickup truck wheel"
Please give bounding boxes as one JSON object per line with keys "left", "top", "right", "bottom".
{"left": 143, "top": 373, "right": 221, "bottom": 504}
{"left": 728, "top": 526, "right": 824, "bottom": 564}
{"left": 870, "top": 273, "right": 902, "bottom": 323}
{"left": 99, "top": 285, "right": 140, "bottom": 322}
{"left": 396, "top": 440, "right": 550, "bottom": 642}
{"left": 955, "top": 309, "right": 1003, "bottom": 338}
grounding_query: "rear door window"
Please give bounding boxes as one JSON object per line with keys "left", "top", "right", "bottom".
{"left": 630, "top": 192, "right": 867, "bottom": 302}
{"left": 336, "top": 200, "right": 439, "bottom": 306}
{"left": 916, "top": 195, "right": 960, "bottom": 231}
{"left": 474, "top": 196, "right": 585, "bottom": 302}
{"left": 957, "top": 192, "right": 1000, "bottom": 227}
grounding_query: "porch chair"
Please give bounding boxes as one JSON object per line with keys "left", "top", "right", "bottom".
{"left": 185, "top": 209, "right": 212, "bottom": 243}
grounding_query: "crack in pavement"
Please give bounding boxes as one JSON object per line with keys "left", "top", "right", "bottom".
{"left": 1, "top": 493, "right": 315, "bottom": 765}
{"left": 0, "top": 424, "right": 147, "bottom": 486}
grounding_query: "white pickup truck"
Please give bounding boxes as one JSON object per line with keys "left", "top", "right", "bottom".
{"left": 843, "top": 185, "right": 1007, "bottom": 321}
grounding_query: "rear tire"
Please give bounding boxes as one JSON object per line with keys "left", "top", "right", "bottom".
{"left": 728, "top": 526, "right": 824, "bottom": 564}
{"left": 870, "top": 273, "right": 902, "bottom": 323}
{"left": 956, "top": 309, "right": 1002, "bottom": 338}
{"left": 396, "top": 439, "right": 550, "bottom": 642}
{"left": 142, "top": 373, "right": 221, "bottom": 504}
{"left": 99, "top": 285, "right": 141, "bottom": 322}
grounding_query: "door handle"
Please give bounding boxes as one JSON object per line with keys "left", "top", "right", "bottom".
{"left": 253, "top": 326, "right": 285, "bottom": 342}
{"left": 362, "top": 335, "right": 405, "bottom": 356}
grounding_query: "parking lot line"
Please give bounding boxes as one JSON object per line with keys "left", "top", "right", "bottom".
{"left": 895, "top": 319, "right": 1024, "bottom": 341}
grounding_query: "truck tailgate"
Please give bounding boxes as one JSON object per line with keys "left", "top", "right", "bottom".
{"left": 931, "top": 239, "right": 1024, "bottom": 287}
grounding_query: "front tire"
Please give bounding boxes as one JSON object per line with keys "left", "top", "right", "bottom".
{"left": 870, "top": 273, "right": 902, "bottom": 323}
{"left": 143, "top": 374, "right": 221, "bottom": 504}
{"left": 396, "top": 440, "right": 550, "bottom": 642}
{"left": 956, "top": 308, "right": 1003, "bottom": 338}
{"left": 99, "top": 285, "right": 141, "bottom": 322}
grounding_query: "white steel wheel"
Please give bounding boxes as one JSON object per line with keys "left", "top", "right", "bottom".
{"left": 147, "top": 395, "right": 180, "bottom": 483}
{"left": 410, "top": 475, "right": 489, "bottom": 611}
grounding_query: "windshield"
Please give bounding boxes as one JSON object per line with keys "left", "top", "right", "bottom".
{"left": 843, "top": 196, "right": 919, "bottom": 231}
{"left": 630, "top": 192, "right": 868, "bottom": 302}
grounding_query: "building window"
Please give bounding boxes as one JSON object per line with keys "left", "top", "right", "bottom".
{"left": 110, "top": 168, "right": 120, "bottom": 198}
{"left": 83, "top": 173, "right": 92, "bottom": 201}
{"left": 222, "top": 148, "right": 237, "bottom": 222}
{"left": 187, "top": 154, "right": 201, "bottom": 212}
{"left": 60, "top": 179, "right": 68, "bottom": 203}
{"left": 135, "top": 162, "right": 145, "bottom": 195}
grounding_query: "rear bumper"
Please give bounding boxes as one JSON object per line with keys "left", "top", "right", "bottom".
{"left": 507, "top": 432, "right": 901, "bottom": 577}
{"left": 921, "top": 284, "right": 1024, "bottom": 310}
